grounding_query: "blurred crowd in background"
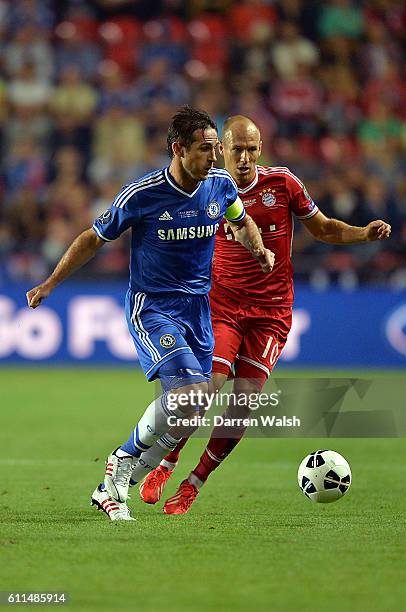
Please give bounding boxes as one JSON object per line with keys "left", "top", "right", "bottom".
{"left": 0, "top": 0, "right": 405, "bottom": 289}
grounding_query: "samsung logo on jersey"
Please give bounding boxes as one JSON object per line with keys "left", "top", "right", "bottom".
{"left": 158, "top": 224, "right": 220, "bottom": 241}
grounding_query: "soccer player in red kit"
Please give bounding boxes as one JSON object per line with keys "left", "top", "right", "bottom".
{"left": 137, "top": 116, "right": 391, "bottom": 514}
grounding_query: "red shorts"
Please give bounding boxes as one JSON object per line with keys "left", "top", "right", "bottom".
{"left": 210, "top": 288, "right": 292, "bottom": 389}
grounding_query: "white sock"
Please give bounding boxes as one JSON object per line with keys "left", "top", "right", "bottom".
{"left": 160, "top": 459, "right": 176, "bottom": 470}
{"left": 115, "top": 448, "right": 132, "bottom": 458}
{"left": 188, "top": 473, "right": 204, "bottom": 489}
{"left": 130, "top": 433, "right": 180, "bottom": 484}
{"left": 134, "top": 393, "right": 183, "bottom": 451}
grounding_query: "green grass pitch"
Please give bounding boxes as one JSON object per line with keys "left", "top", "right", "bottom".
{"left": 1, "top": 369, "right": 405, "bottom": 611}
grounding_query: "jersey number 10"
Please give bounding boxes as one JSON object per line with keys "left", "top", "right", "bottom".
{"left": 262, "top": 336, "right": 279, "bottom": 365}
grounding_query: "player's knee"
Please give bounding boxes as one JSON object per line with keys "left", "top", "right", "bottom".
{"left": 233, "top": 377, "right": 262, "bottom": 397}
{"left": 176, "top": 380, "right": 208, "bottom": 395}
{"left": 228, "top": 378, "right": 262, "bottom": 417}
{"left": 170, "top": 380, "right": 208, "bottom": 415}
{"left": 209, "top": 372, "right": 228, "bottom": 395}
{"left": 158, "top": 359, "right": 209, "bottom": 394}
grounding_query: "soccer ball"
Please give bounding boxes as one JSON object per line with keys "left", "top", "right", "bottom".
{"left": 298, "top": 450, "right": 351, "bottom": 503}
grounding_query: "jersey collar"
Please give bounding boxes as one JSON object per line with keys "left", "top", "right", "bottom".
{"left": 164, "top": 167, "right": 202, "bottom": 198}
{"left": 237, "top": 166, "right": 258, "bottom": 194}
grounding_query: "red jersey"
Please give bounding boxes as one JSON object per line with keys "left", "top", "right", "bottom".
{"left": 212, "top": 165, "right": 319, "bottom": 306}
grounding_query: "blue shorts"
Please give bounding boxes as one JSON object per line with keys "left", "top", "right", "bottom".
{"left": 125, "top": 290, "right": 214, "bottom": 382}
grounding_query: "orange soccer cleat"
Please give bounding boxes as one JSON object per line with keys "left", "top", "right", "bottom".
{"left": 139, "top": 465, "right": 173, "bottom": 504}
{"left": 163, "top": 479, "right": 199, "bottom": 515}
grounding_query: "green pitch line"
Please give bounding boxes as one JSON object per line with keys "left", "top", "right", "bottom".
{"left": 0, "top": 369, "right": 405, "bottom": 612}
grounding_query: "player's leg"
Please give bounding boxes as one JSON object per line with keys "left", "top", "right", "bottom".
{"left": 137, "top": 373, "right": 228, "bottom": 504}
{"left": 160, "top": 437, "right": 189, "bottom": 470}
{"left": 163, "top": 306, "right": 292, "bottom": 514}
{"left": 188, "top": 375, "right": 263, "bottom": 483}
{"left": 141, "top": 371, "right": 227, "bottom": 476}
{"left": 163, "top": 373, "right": 264, "bottom": 515}
{"left": 127, "top": 295, "right": 215, "bottom": 492}
{"left": 128, "top": 355, "right": 209, "bottom": 494}
{"left": 160, "top": 286, "right": 243, "bottom": 472}
{"left": 139, "top": 290, "right": 243, "bottom": 505}
{"left": 93, "top": 291, "right": 210, "bottom": 515}
{"left": 188, "top": 306, "right": 293, "bottom": 487}
{"left": 104, "top": 362, "right": 208, "bottom": 503}
{"left": 94, "top": 368, "right": 208, "bottom": 517}
{"left": 162, "top": 291, "right": 249, "bottom": 514}
{"left": 136, "top": 438, "right": 188, "bottom": 504}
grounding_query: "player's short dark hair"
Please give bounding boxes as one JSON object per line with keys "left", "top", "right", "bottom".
{"left": 167, "top": 106, "right": 217, "bottom": 158}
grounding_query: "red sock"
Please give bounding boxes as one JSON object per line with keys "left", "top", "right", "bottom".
{"left": 192, "top": 432, "right": 245, "bottom": 484}
{"left": 164, "top": 437, "right": 189, "bottom": 465}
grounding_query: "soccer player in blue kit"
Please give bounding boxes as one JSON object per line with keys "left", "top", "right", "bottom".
{"left": 26, "top": 107, "right": 274, "bottom": 521}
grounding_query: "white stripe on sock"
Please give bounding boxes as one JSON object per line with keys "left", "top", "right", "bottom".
{"left": 161, "top": 459, "right": 176, "bottom": 470}
{"left": 188, "top": 473, "right": 204, "bottom": 489}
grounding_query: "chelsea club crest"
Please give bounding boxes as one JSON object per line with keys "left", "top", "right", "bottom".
{"left": 160, "top": 334, "right": 176, "bottom": 349}
{"left": 206, "top": 201, "right": 221, "bottom": 219}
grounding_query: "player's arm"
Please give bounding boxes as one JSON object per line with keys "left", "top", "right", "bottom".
{"left": 27, "top": 187, "right": 138, "bottom": 308}
{"left": 302, "top": 210, "right": 391, "bottom": 244}
{"left": 225, "top": 198, "right": 275, "bottom": 273}
{"left": 26, "top": 229, "right": 105, "bottom": 308}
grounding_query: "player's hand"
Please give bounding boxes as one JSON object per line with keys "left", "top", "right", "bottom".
{"left": 26, "top": 284, "right": 52, "bottom": 308}
{"left": 255, "top": 248, "right": 275, "bottom": 273}
{"left": 365, "top": 220, "right": 391, "bottom": 241}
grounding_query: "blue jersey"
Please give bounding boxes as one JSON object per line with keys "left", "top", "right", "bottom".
{"left": 92, "top": 166, "right": 244, "bottom": 295}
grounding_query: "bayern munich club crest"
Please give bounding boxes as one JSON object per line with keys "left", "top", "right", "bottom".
{"left": 206, "top": 201, "right": 221, "bottom": 219}
{"left": 160, "top": 334, "right": 176, "bottom": 349}
{"left": 261, "top": 189, "right": 276, "bottom": 207}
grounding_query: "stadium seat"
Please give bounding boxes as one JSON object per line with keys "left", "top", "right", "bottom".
{"left": 99, "top": 17, "right": 143, "bottom": 75}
